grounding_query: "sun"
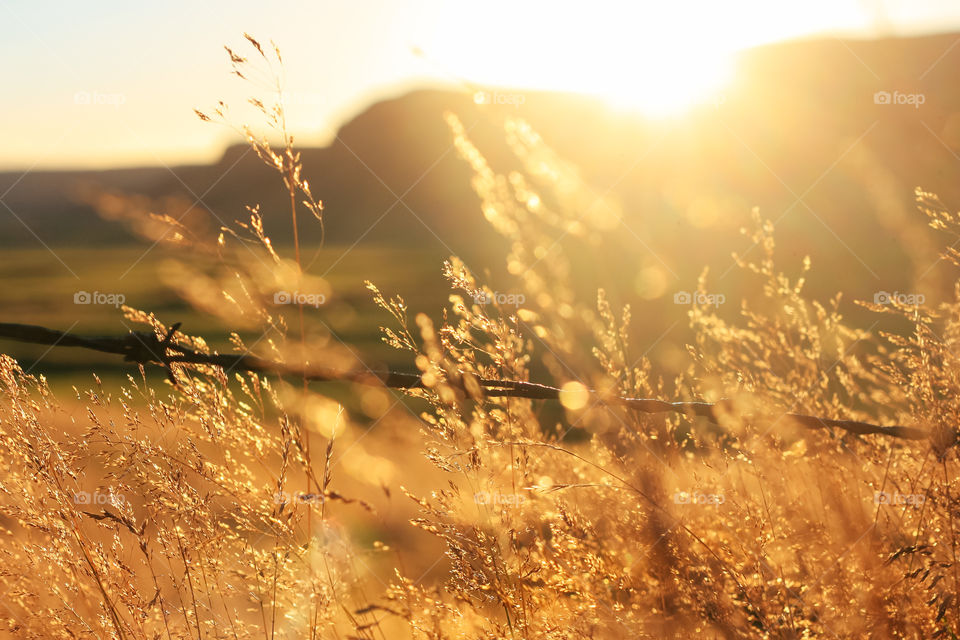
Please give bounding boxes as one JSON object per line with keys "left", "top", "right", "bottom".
{"left": 426, "top": 1, "right": 741, "bottom": 118}
{"left": 582, "top": 50, "right": 735, "bottom": 117}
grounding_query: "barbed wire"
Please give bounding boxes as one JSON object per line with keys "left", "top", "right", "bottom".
{"left": 0, "top": 321, "right": 928, "bottom": 441}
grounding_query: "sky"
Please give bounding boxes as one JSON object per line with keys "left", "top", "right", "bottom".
{"left": 2, "top": 0, "right": 960, "bottom": 170}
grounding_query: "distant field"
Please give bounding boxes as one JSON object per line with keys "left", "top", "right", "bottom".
{"left": 0, "top": 243, "right": 451, "bottom": 391}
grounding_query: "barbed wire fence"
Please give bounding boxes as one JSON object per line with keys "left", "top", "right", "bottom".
{"left": 0, "top": 321, "right": 929, "bottom": 441}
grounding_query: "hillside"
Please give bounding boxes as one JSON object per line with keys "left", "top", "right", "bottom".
{"left": 3, "top": 32, "right": 960, "bottom": 311}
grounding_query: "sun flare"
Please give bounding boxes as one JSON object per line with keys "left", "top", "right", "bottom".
{"left": 427, "top": 1, "right": 745, "bottom": 117}
{"left": 583, "top": 51, "right": 735, "bottom": 117}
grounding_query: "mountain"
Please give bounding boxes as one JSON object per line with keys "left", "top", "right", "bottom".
{"left": 4, "top": 32, "right": 960, "bottom": 294}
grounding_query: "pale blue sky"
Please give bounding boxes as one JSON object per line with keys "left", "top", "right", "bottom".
{"left": 2, "top": 0, "right": 959, "bottom": 170}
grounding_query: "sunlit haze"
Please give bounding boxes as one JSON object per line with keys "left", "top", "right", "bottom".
{"left": 2, "top": 0, "right": 960, "bottom": 169}
{"left": 7, "top": 1, "right": 960, "bottom": 634}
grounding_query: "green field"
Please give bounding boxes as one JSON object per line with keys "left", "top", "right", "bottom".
{"left": 1, "top": 243, "right": 451, "bottom": 391}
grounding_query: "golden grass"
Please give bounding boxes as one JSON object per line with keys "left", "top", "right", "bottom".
{"left": 0, "top": 35, "right": 957, "bottom": 639}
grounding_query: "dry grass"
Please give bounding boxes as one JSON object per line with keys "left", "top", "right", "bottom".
{"left": 0, "top": 36, "right": 958, "bottom": 639}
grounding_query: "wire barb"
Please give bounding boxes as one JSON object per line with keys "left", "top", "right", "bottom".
{"left": 0, "top": 321, "right": 929, "bottom": 442}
